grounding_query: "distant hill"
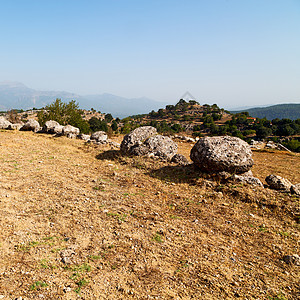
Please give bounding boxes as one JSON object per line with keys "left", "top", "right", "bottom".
{"left": 231, "top": 103, "right": 300, "bottom": 120}
{"left": 0, "top": 81, "right": 165, "bottom": 118}
{"left": 81, "top": 94, "right": 166, "bottom": 118}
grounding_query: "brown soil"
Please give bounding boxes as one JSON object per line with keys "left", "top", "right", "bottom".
{"left": 0, "top": 130, "right": 299, "bottom": 299}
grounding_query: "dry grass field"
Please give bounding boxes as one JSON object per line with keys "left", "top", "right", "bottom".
{"left": 0, "top": 130, "right": 299, "bottom": 299}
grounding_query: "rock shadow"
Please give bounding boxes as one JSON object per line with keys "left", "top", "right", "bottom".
{"left": 147, "top": 163, "right": 209, "bottom": 184}
{"left": 96, "top": 150, "right": 123, "bottom": 161}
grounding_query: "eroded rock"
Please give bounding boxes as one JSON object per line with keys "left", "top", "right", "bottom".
{"left": 144, "top": 135, "right": 177, "bottom": 160}
{"left": 120, "top": 126, "right": 157, "bottom": 155}
{"left": 42, "top": 120, "right": 63, "bottom": 134}
{"left": 190, "top": 136, "right": 253, "bottom": 174}
{"left": 90, "top": 131, "right": 108, "bottom": 144}
{"left": 62, "top": 125, "right": 80, "bottom": 137}
{"left": 265, "top": 174, "right": 293, "bottom": 191}
{"left": 20, "top": 119, "right": 41, "bottom": 132}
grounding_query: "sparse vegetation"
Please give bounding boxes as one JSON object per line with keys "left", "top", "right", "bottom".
{"left": 0, "top": 122, "right": 298, "bottom": 299}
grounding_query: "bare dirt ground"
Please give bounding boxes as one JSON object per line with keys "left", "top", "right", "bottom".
{"left": 0, "top": 130, "right": 299, "bottom": 299}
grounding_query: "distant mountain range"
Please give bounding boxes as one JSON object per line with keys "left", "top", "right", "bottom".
{"left": 0, "top": 81, "right": 166, "bottom": 118}
{"left": 230, "top": 103, "right": 300, "bottom": 120}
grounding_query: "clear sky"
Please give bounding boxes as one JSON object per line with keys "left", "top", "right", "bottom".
{"left": 0, "top": 0, "right": 299, "bottom": 109}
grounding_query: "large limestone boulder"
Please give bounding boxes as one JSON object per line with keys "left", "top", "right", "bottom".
{"left": 265, "top": 174, "right": 293, "bottom": 191}
{"left": 43, "top": 120, "right": 63, "bottom": 134}
{"left": 0, "top": 117, "right": 12, "bottom": 129}
{"left": 20, "top": 119, "right": 41, "bottom": 132}
{"left": 190, "top": 136, "right": 253, "bottom": 174}
{"left": 90, "top": 131, "right": 108, "bottom": 144}
{"left": 120, "top": 126, "right": 157, "bottom": 154}
{"left": 144, "top": 135, "right": 177, "bottom": 160}
{"left": 62, "top": 125, "right": 80, "bottom": 138}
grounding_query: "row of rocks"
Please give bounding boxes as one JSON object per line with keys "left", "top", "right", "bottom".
{"left": 250, "top": 140, "right": 291, "bottom": 152}
{"left": 0, "top": 117, "right": 120, "bottom": 148}
{"left": 120, "top": 127, "right": 299, "bottom": 192}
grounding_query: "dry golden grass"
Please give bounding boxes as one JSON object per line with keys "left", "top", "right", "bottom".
{"left": 0, "top": 130, "right": 299, "bottom": 299}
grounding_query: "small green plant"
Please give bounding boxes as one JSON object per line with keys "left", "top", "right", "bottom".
{"left": 170, "top": 215, "right": 180, "bottom": 219}
{"left": 88, "top": 254, "right": 102, "bottom": 260}
{"left": 278, "top": 231, "right": 290, "bottom": 238}
{"left": 267, "top": 292, "right": 288, "bottom": 300}
{"left": 29, "top": 281, "right": 48, "bottom": 291}
{"left": 75, "top": 278, "right": 89, "bottom": 294}
{"left": 258, "top": 225, "right": 267, "bottom": 232}
{"left": 107, "top": 212, "right": 127, "bottom": 222}
{"left": 152, "top": 232, "right": 163, "bottom": 243}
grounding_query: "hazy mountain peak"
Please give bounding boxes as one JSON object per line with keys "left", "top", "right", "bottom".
{"left": 0, "top": 81, "right": 28, "bottom": 88}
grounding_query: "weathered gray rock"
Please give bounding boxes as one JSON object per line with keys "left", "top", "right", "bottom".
{"left": 0, "top": 117, "right": 12, "bottom": 129}
{"left": 77, "top": 134, "right": 90, "bottom": 141}
{"left": 62, "top": 125, "right": 80, "bottom": 137}
{"left": 108, "top": 141, "right": 120, "bottom": 148}
{"left": 20, "top": 119, "right": 41, "bottom": 132}
{"left": 144, "top": 135, "right": 177, "bottom": 160}
{"left": 7, "top": 123, "right": 23, "bottom": 130}
{"left": 283, "top": 254, "right": 300, "bottom": 266}
{"left": 120, "top": 126, "right": 157, "bottom": 154}
{"left": 190, "top": 136, "right": 253, "bottom": 174}
{"left": 290, "top": 183, "right": 300, "bottom": 195}
{"left": 265, "top": 174, "right": 293, "bottom": 191}
{"left": 90, "top": 131, "right": 108, "bottom": 143}
{"left": 130, "top": 144, "right": 151, "bottom": 156}
{"left": 42, "top": 120, "right": 63, "bottom": 134}
{"left": 234, "top": 174, "right": 264, "bottom": 187}
{"left": 171, "top": 153, "right": 189, "bottom": 165}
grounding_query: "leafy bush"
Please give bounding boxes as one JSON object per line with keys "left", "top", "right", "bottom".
{"left": 282, "top": 139, "right": 300, "bottom": 152}
{"left": 37, "top": 99, "right": 90, "bottom": 134}
{"left": 88, "top": 117, "right": 108, "bottom": 132}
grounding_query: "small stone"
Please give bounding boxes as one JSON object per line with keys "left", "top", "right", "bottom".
{"left": 265, "top": 174, "right": 293, "bottom": 191}
{"left": 283, "top": 254, "right": 300, "bottom": 266}
{"left": 63, "top": 286, "right": 72, "bottom": 293}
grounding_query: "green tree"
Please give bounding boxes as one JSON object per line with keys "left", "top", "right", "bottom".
{"left": 88, "top": 117, "right": 108, "bottom": 132}
{"left": 105, "top": 113, "right": 113, "bottom": 122}
{"left": 111, "top": 120, "right": 118, "bottom": 132}
{"left": 37, "top": 99, "right": 90, "bottom": 133}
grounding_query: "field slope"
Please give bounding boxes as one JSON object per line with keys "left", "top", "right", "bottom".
{"left": 0, "top": 130, "right": 299, "bottom": 299}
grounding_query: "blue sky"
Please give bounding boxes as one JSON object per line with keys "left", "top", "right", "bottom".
{"left": 0, "top": 0, "right": 299, "bottom": 109}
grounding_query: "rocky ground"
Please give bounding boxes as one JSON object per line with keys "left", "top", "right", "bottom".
{"left": 0, "top": 130, "right": 299, "bottom": 299}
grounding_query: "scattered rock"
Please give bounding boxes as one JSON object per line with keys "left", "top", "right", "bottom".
{"left": 60, "top": 248, "right": 76, "bottom": 264}
{"left": 0, "top": 116, "right": 12, "bottom": 129}
{"left": 290, "top": 183, "right": 300, "bottom": 195}
{"left": 265, "top": 174, "right": 293, "bottom": 191}
{"left": 7, "top": 123, "right": 23, "bottom": 130}
{"left": 120, "top": 126, "right": 157, "bottom": 155}
{"left": 283, "top": 254, "right": 300, "bottom": 266}
{"left": 90, "top": 131, "right": 108, "bottom": 144}
{"left": 77, "top": 133, "right": 90, "bottom": 141}
{"left": 144, "top": 135, "right": 177, "bottom": 160}
{"left": 42, "top": 120, "right": 63, "bottom": 134}
{"left": 171, "top": 153, "right": 189, "bottom": 165}
{"left": 190, "top": 136, "right": 253, "bottom": 174}
{"left": 234, "top": 174, "right": 264, "bottom": 187}
{"left": 62, "top": 125, "right": 80, "bottom": 137}
{"left": 20, "top": 119, "right": 41, "bottom": 132}
{"left": 108, "top": 140, "right": 120, "bottom": 148}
